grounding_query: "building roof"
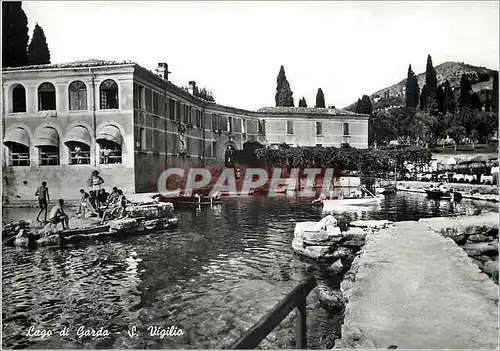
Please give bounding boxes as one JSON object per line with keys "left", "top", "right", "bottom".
{"left": 2, "top": 59, "right": 135, "bottom": 71}
{"left": 256, "top": 106, "right": 368, "bottom": 117}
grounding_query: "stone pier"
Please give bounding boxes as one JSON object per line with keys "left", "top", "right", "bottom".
{"left": 335, "top": 215, "right": 499, "bottom": 349}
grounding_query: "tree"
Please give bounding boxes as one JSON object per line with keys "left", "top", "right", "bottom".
{"left": 298, "top": 97, "right": 308, "bottom": 107}
{"left": 27, "top": 23, "right": 51, "bottom": 65}
{"left": 405, "top": 64, "right": 420, "bottom": 108}
{"left": 458, "top": 74, "right": 473, "bottom": 109}
{"left": 484, "top": 90, "right": 491, "bottom": 112}
{"left": 315, "top": 88, "right": 325, "bottom": 108}
{"left": 420, "top": 84, "right": 428, "bottom": 111}
{"left": 2, "top": 2, "right": 29, "bottom": 67}
{"left": 443, "top": 80, "right": 456, "bottom": 114}
{"left": 357, "top": 95, "right": 373, "bottom": 115}
{"left": 471, "top": 92, "right": 482, "bottom": 111}
{"left": 436, "top": 85, "right": 445, "bottom": 114}
{"left": 425, "top": 55, "right": 438, "bottom": 113}
{"left": 275, "top": 66, "right": 294, "bottom": 107}
{"left": 355, "top": 98, "right": 362, "bottom": 113}
{"left": 492, "top": 71, "right": 499, "bottom": 114}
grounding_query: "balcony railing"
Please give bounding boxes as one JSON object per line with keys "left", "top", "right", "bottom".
{"left": 9, "top": 152, "right": 30, "bottom": 166}
{"left": 40, "top": 152, "right": 60, "bottom": 166}
{"left": 99, "top": 154, "right": 122, "bottom": 164}
{"left": 69, "top": 151, "right": 91, "bottom": 165}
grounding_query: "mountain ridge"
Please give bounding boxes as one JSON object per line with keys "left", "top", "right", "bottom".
{"left": 344, "top": 61, "right": 497, "bottom": 111}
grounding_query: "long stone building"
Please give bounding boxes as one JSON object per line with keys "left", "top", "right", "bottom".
{"left": 2, "top": 60, "right": 369, "bottom": 200}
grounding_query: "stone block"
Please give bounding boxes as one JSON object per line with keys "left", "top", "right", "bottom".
{"left": 350, "top": 220, "right": 393, "bottom": 230}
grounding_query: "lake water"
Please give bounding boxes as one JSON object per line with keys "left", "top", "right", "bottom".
{"left": 2, "top": 193, "right": 497, "bottom": 349}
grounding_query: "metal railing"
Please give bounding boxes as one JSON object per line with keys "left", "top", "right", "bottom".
{"left": 229, "top": 275, "right": 317, "bottom": 349}
{"left": 70, "top": 151, "right": 91, "bottom": 165}
{"left": 40, "top": 153, "right": 60, "bottom": 166}
{"left": 99, "top": 154, "right": 122, "bottom": 164}
{"left": 9, "top": 152, "right": 30, "bottom": 166}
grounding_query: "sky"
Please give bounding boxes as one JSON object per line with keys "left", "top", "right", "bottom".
{"left": 22, "top": 1, "right": 499, "bottom": 110}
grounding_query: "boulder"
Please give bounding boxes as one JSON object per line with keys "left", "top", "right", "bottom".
{"left": 292, "top": 244, "right": 334, "bottom": 261}
{"left": 326, "top": 260, "right": 344, "bottom": 275}
{"left": 313, "top": 215, "right": 338, "bottom": 231}
{"left": 342, "top": 227, "right": 369, "bottom": 241}
{"left": 342, "top": 238, "right": 366, "bottom": 248}
{"left": 36, "top": 234, "right": 60, "bottom": 247}
{"left": 109, "top": 218, "right": 138, "bottom": 231}
{"left": 302, "top": 227, "right": 343, "bottom": 246}
{"left": 462, "top": 242, "right": 498, "bottom": 257}
{"left": 467, "top": 234, "right": 490, "bottom": 243}
{"left": 14, "top": 230, "right": 29, "bottom": 247}
{"left": 317, "top": 285, "right": 346, "bottom": 311}
{"left": 349, "top": 220, "right": 393, "bottom": 230}
{"left": 332, "top": 247, "right": 353, "bottom": 260}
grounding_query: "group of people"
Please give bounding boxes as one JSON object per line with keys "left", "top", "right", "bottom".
{"left": 35, "top": 170, "right": 130, "bottom": 231}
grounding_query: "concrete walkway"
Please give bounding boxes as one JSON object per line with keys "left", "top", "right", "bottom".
{"left": 336, "top": 221, "right": 499, "bottom": 349}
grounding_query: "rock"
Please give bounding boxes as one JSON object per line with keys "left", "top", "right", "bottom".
{"left": 293, "top": 244, "right": 334, "bottom": 261}
{"left": 332, "top": 247, "right": 353, "bottom": 260}
{"left": 313, "top": 215, "right": 338, "bottom": 231}
{"left": 467, "top": 234, "right": 490, "bottom": 243}
{"left": 14, "top": 230, "right": 29, "bottom": 247}
{"left": 342, "top": 238, "right": 366, "bottom": 248}
{"left": 36, "top": 234, "right": 60, "bottom": 247}
{"left": 462, "top": 242, "right": 498, "bottom": 257}
{"left": 341, "top": 253, "right": 356, "bottom": 268}
{"left": 438, "top": 228, "right": 466, "bottom": 243}
{"left": 317, "top": 285, "right": 346, "bottom": 311}
{"left": 342, "top": 227, "right": 369, "bottom": 241}
{"left": 301, "top": 227, "right": 343, "bottom": 246}
{"left": 326, "top": 260, "right": 344, "bottom": 275}
{"left": 109, "top": 218, "right": 138, "bottom": 231}
{"left": 471, "top": 258, "right": 484, "bottom": 269}
{"left": 486, "top": 228, "right": 499, "bottom": 238}
{"left": 350, "top": 220, "right": 393, "bottom": 230}
{"left": 483, "top": 261, "right": 499, "bottom": 282}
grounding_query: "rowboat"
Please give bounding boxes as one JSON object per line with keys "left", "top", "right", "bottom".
{"left": 156, "top": 194, "right": 222, "bottom": 208}
{"left": 425, "top": 188, "right": 462, "bottom": 201}
{"left": 321, "top": 197, "right": 381, "bottom": 212}
{"left": 376, "top": 184, "right": 397, "bottom": 195}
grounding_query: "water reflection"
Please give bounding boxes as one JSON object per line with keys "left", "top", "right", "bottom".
{"left": 2, "top": 194, "right": 497, "bottom": 349}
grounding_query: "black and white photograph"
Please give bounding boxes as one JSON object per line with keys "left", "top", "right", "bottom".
{"left": 1, "top": 1, "right": 499, "bottom": 349}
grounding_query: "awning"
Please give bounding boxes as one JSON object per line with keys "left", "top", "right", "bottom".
{"left": 3, "top": 128, "right": 30, "bottom": 148}
{"left": 65, "top": 126, "right": 91, "bottom": 147}
{"left": 34, "top": 127, "right": 59, "bottom": 148}
{"left": 96, "top": 125, "right": 122, "bottom": 145}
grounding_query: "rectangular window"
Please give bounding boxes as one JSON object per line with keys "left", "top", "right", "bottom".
{"left": 153, "top": 116, "right": 158, "bottom": 129}
{"left": 8, "top": 144, "right": 30, "bottom": 166}
{"left": 242, "top": 119, "right": 246, "bottom": 134}
{"left": 153, "top": 130, "right": 159, "bottom": 151}
{"left": 139, "top": 85, "right": 145, "bottom": 109}
{"left": 199, "top": 139, "right": 203, "bottom": 157}
{"left": 343, "top": 122, "right": 350, "bottom": 136}
{"left": 169, "top": 99, "right": 175, "bottom": 120}
{"left": 228, "top": 117, "right": 233, "bottom": 132}
{"left": 212, "top": 114, "right": 218, "bottom": 131}
{"left": 287, "top": 120, "right": 294, "bottom": 134}
{"left": 183, "top": 105, "right": 189, "bottom": 124}
{"left": 133, "top": 83, "right": 138, "bottom": 108}
{"left": 145, "top": 89, "right": 152, "bottom": 112}
{"left": 176, "top": 101, "right": 181, "bottom": 121}
{"left": 212, "top": 141, "right": 217, "bottom": 157}
{"left": 140, "top": 128, "right": 146, "bottom": 150}
{"left": 316, "top": 122, "right": 323, "bottom": 135}
{"left": 258, "top": 120, "right": 266, "bottom": 135}
{"left": 153, "top": 92, "right": 159, "bottom": 114}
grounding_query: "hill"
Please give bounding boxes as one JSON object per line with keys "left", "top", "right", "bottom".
{"left": 345, "top": 61, "right": 497, "bottom": 111}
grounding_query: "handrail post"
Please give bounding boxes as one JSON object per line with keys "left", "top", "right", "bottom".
{"left": 295, "top": 288, "right": 307, "bottom": 349}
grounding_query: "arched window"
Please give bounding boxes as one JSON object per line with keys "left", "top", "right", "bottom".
{"left": 34, "top": 126, "right": 60, "bottom": 165}
{"left": 12, "top": 84, "right": 26, "bottom": 113}
{"left": 96, "top": 125, "right": 122, "bottom": 164}
{"left": 69, "top": 81, "right": 87, "bottom": 110}
{"left": 100, "top": 79, "right": 119, "bottom": 109}
{"left": 38, "top": 82, "right": 56, "bottom": 111}
{"left": 3, "top": 127, "right": 30, "bottom": 166}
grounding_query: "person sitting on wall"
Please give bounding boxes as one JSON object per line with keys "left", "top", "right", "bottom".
{"left": 106, "top": 187, "right": 119, "bottom": 206}
{"left": 101, "top": 190, "right": 128, "bottom": 224}
{"left": 98, "top": 188, "right": 110, "bottom": 207}
{"left": 48, "top": 199, "right": 70, "bottom": 230}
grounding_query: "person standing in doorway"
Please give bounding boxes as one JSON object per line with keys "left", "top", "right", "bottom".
{"left": 35, "top": 181, "right": 50, "bottom": 223}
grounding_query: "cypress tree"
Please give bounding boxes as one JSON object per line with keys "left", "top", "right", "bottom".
{"left": 492, "top": 71, "right": 498, "bottom": 114}
{"left": 357, "top": 95, "right": 373, "bottom": 115}
{"left": 436, "top": 85, "right": 445, "bottom": 114}
{"left": 355, "top": 98, "right": 362, "bottom": 113}
{"left": 459, "top": 74, "right": 473, "bottom": 109}
{"left": 315, "top": 88, "right": 325, "bottom": 108}
{"left": 484, "top": 90, "right": 491, "bottom": 112}
{"left": 471, "top": 92, "right": 482, "bottom": 110}
{"left": 28, "top": 23, "right": 51, "bottom": 65}
{"left": 443, "top": 80, "right": 456, "bottom": 114}
{"left": 275, "top": 66, "right": 294, "bottom": 107}
{"left": 298, "top": 97, "right": 308, "bottom": 107}
{"left": 2, "top": 1, "right": 29, "bottom": 67}
{"left": 420, "top": 84, "right": 428, "bottom": 111}
{"left": 405, "top": 64, "right": 420, "bottom": 108}
{"left": 425, "top": 55, "right": 438, "bottom": 114}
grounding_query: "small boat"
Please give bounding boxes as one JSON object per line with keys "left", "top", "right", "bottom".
{"left": 425, "top": 188, "right": 462, "bottom": 201}
{"left": 157, "top": 194, "right": 222, "bottom": 208}
{"left": 376, "top": 184, "right": 397, "bottom": 195}
{"left": 321, "top": 197, "right": 381, "bottom": 212}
